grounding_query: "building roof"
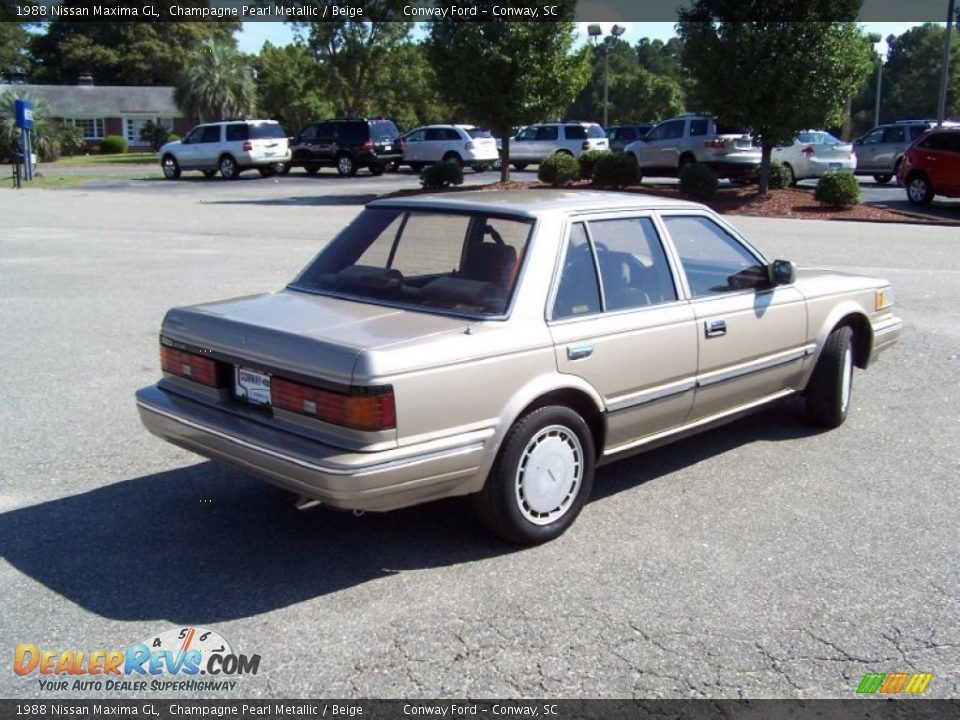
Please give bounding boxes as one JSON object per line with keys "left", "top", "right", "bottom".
{"left": 0, "top": 84, "right": 182, "bottom": 117}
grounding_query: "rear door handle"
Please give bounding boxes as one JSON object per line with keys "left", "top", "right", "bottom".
{"left": 567, "top": 342, "right": 594, "bottom": 360}
{"left": 704, "top": 318, "right": 727, "bottom": 338}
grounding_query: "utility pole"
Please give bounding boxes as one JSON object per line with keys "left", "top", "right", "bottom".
{"left": 936, "top": 0, "right": 956, "bottom": 126}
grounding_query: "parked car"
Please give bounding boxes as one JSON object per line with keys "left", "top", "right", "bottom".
{"left": 772, "top": 131, "right": 856, "bottom": 185}
{"left": 624, "top": 113, "right": 760, "bottom": 179}
{"left": 605, "top": 123, "right": 654, "bottom": 153}
{"left": 159, "top": 120, "right": 291, "bottom": 180}
{"left": 898, "top": 126, "right": 960, "bottom": 205}
{"left": 286, "top": 118, "right": 402, "bottom": 176}
{"left": 401, "top": 124, "right": 499, "bottom": 172}
{"left": 852, "top": 120, "right": 959, "bottom": 184}
{"left": 507, "top": 122, "right": 608, "bottom": 169}
{"left": 137, "top": 190, "right": 901, "bottom": 545}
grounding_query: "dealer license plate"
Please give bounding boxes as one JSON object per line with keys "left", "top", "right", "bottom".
{"left": 235, "top": 367, "right": 271, "bottom": 406}
{"left": 829, "top": 163, "right": 842, "bottom": 171}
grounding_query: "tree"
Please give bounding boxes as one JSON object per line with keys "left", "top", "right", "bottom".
{"left": 175, "top": 40, "right": 257, "bottom": 122}
{"left": 678, "top": 0, "right": 874, "bottom": 193}
{"left": 292, "top": 3, "right": 413, "bottom": 117}
{"left": 882, "top": 24, "right": 959, "bottom": 123}
{"left": 256, "top": 41, "right": 333, "bottom": 134}
{"left": 28, "top": 19, "right": 238, "bottom": 86}
{"left": 427, "top": 9, "right": 591, "bottom": 182}
{"left": 0, "top": 89, "right": 74, "bottom": 162}
{"left": 0, "top": 22, "right": 33, "bottom": 81}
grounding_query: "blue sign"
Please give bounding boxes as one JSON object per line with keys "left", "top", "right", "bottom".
{"left": 15, "top": 99, "right": 34, "bottom": 130}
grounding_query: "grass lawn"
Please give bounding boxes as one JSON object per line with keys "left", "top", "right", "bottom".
{"left": 5, "top": 171, "right": 153, "bottom": 189}
{"left": 52, "top": 152, "right": 157, "bottom": 167}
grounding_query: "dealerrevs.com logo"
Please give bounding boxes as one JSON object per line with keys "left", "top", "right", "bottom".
{"left": 14, "top": 626, "right": 261, "bottom": 692}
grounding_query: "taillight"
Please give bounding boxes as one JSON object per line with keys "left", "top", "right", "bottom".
{"left": 160, "top": 345, "right": 220, "bottom": 387}
{"left": 363, "top": 139, "right": 374, "bottom": 150}
{"left": 801, "top": 146, "right": 814, "bottom": 157}
{"left": 242, "top": 141, "right": 253, "bottom": 152}
{"left": 272, "top": 378, "right": 396, "bottom": 431}
{"left": 704, "top": 138, "right": 726, "bottom": 149}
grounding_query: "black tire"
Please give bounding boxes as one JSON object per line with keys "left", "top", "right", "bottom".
{"left": 219, "top": 155, "right": 240, "bottom": 180}
{"left": 304, "top": 164, "right": 320, "bottom": 176}
{"left": 336, "top": 154, "right": 357, "bottom": 176}
{"left": 202, "top": 169, "right": 217, "bottom": 179}
{"left": 258, "top": 166, "right": 276, "bottom": 178}
{"left": 873, "top": 173, "right": 892, "bottom": 184}
{"left": 409, "top": 162, "right": 425, "bottom": 172}
{"left": 389, "top": 160, "right": 401, "bottom": 172}
{"left": 275, "top": 162, "right": 291, "bottom": 175}
{"left": 906, "top": 173, "right": 933, "bottom": 205}
{"left": 472, "top": 405, "right": 595, "bottom": 545}
{"left": 805, "top": 326, "right": 854, "bottom": 429}
{"left": 161, "top": 155, "right": 181, "bottom": 180}
{"left": 783, "top": 163, "right": 797, "bottom": 187}
{"left": 442, "top": 152, "right": 463, "bottom": 169}
{"left": 474, "top": 164, "right": 489, "bottom": 173}
{"left": 513, "top": 163, "right": 528, "bottom": 171}
{"left": 369, "top": 163, "right": 385, "bottom": 176}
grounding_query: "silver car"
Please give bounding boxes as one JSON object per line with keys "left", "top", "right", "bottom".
{"left": 137, "top": 191, "right": 901, "bottom": 544}
{"left": 507, "top": 122, "right": 609, "bottom": 169}
{"left": 159, "top": 120, "right": 292, "bottom": 180}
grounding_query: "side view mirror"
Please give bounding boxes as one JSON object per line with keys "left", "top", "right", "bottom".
{"left": 771, "top": 259, "right": 796, "bottom": 285}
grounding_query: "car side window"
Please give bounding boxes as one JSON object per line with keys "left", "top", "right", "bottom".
{"left": 588, "top": 217, "right": 677, "bottom": 311}
{"left": 689, "top": 118, "right": 709, "bottom": 137}
{"left": 910, "top": 126, "right": 928, "bottom": 140}
{"left": 405, "top": 129, "right": 424, "bottom": 142}
{"left": 565, "top": 125, "right": 587, "bottom": 140}
{"left": 298, "top": 125, "right": 318, "bottom": 143}
{"left": 516, "top": 126, "right": 537, "bottom": 141}
{"left": 662, "top": 215, "right": 766, "bottom": 298}
{"left": 535, "top": 126, "right": 559, "bottom": 141}
{"left": 445, "top": 128, "right": 461, "bottom": 141}
{"left": 552, "top": 223, "right": 601, "bottom": 320}
{"left": 861, "top": 128, "right": 883, "bottom": 145}
{"left": 184, "top": 127, "right": 203, "bottom": 144}
{"left": 882, "top": 127, "right": 905, "bottom": 143}
{"left": 663, "top": 120, "right": 685, "bottom": 139}
{"left": 424, "top": 128, "right": 443, "bottom": 142}
{"left": 225, "top": 124, "right": 247, "bottom": 142}
{"left": 646, "top": 124, "right": 666, "bottom": 141}
{"left": 200, "top": 126, "right": 221, "bottom": 143}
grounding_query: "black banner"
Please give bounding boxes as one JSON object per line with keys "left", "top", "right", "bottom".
{"left": 3, "top": 700, "right": 960, "bottom": 720}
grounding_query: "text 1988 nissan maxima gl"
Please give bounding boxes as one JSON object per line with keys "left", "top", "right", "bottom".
{"left": 136, "top": 190, "right": 901, "bottom": 544}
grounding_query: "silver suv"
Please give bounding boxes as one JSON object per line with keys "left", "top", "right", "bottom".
{"left": 507, "top": 122, "right": 609, "bottom": 169}
{"left": 853, "top": 120, "right": 959, "bottom": 184}
{"left": 624, "top": 114, "right": 760, "bottom": 180}
{"left": 160, "top": 120, "right": 292, "bottom": 180}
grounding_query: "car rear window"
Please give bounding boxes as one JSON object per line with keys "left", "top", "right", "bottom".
{"left": 587, "top": 125, "right": 605, "bottom": 138}
{"left": 249, "top": 123, "right": 287, "bottom": 139}
{"left": 225, "top": 124, "right": 248, "bottom": 142}
{"left": 798, "top": 132, "right": 840, "bottom": 145}
{"left": 371, "top": 121, "right": 399, "bottom": 140}
{"left": 290, "top": 208, "right": 534, "bottom": 318}
{"left": 467, "top": 129, "right": 493, "bottom": 139}
{"left": 565, "top": 125, "right": 587, "bottom": 140}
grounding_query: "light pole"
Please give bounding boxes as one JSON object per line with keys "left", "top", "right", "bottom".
{"left": 867, "top": 33, "right": 894, "bottom": 127}
{"left": 936, "top": 0, "right": 956, "bottom": 126}
{"left": 587, "top": 24, "right": 626, "bottom": 128}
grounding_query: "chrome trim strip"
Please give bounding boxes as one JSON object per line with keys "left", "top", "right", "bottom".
{"left": 873, "top": 317, "right": 903, "bottom": 338}
{"left": 607, "top": 377, "right": 697, "bottom": 413}
{"left": 137, "top": 400, "right": 485, "bottom": 477}
{"left": 697, "top": 345, "right": 813, "bottom": 388}
{"left": 604, "top": 388, "right": 795, "bottom": 458}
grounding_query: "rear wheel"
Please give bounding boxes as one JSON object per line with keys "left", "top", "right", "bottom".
{"left": 219, "top": 155, "right": 240, "bottom": 180}
{"left": 474, "top": 163, "right": 489, "bottom": 173}
{"left": 336, "top": 154, "right": 357, "bottom": 176}
{"left": 304, "top": 164, "right": 320, "bottom": 175}
{"left": 783, "top": 163, "right": 797, "bottom": 187}
{"left": 161, "top": 155, "right": 181, "bottom": 180}
{"left": 258, "top": 166, "right": 276, "bottom": 178}
{"left": 513, "top": 163, "right": 528, "bottom": 171}
{"left": 906, "top": 173, "right": 933, "bottom": 205}
{"left": 442, "top": 152, "right": 463, "bottom": 169}
{"left": 805, "top": 326, "right": 854, "bottom": 428}
{"left": 202, "top": 169, "right": 217, "bottom": 179}
{"left": 873, "top": 173, "right": 892, "bottom": 184}
{"left": 409, "top": 162, "right": 425, "bottom": 172}
{"left": 369, "top": 163, "right": 385, "bottom": 176}
{"left": 275, "top": 162, "right": 291, "bottom": 175}
{"left": 678, "top": 154, "right": 695, "bottom": 173}
{"left": 472, "top": 405, "right": 595, "bottom": 545}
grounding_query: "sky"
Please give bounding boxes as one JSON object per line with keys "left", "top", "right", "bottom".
{"left": 235, "top": 20, "right": 934, "bottom": 55}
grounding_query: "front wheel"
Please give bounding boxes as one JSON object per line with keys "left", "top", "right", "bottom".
{"left": 336, "top": 154, "right": 357, "bottom": 176}
{"left": 873, "top": 173, "right": 892, "bottom": 184}
{"left": 906, "top": 174, "right": 933, "bottom": 205}
{"left": 369, "top": 163, "right": 385, "bottom": 176}
{"left": 472, "top": 406, "right": 595, "bottom": 545}
{"left": 219, "top": 155, "right": 240, "bottom": 180}
{"left": 513, "top": 163, "right": 528, "bottom": 171}
{"left": 161, "top": 155, "right": 181, "bottom": 180}
{"left": 805, "top": 326, "right": 854, "bottom": 428}
{"left": 783, "top": 163, "right": 797, "bottom": 187}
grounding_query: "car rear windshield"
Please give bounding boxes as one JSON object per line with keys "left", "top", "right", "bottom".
{"left": 586, "top": 125, "right": 605, "bottom": 138}
{"left": 289, "top": 208, "right": 534, "bottom": 318}
{"left": 371, "top": 121, "right": 399, "bottom": 139}
{"left": 798, "top": 131, "right": 841, "bottom": 145}
{"left": 467, "top": 129, "right": 493, "bottom": 138}
{"left": 249, "top": 123, "right": 287, "bottom": 139}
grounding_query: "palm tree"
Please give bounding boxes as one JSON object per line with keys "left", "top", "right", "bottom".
{"left": 0, "top": 90, "right": 66, "bottom": 162}
{"left": 174, "top": 41, "right": 257, "bottom": 122}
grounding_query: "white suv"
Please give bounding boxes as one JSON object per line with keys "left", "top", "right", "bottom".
{"left": 160, "top": 120, "right": 292, "bottom": 180}
{"left": 401, "top": 124, "right": 499, "bottom": 172}
{"left": 507, "top": 122, "right": 609, "bottom": 169}
{"left": 624, "top": 114, "right": 760, "bottom": 180}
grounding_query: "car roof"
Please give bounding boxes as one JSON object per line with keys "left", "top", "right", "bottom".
{"left": 369, "top": 189, "right": 703, "bottom": 218}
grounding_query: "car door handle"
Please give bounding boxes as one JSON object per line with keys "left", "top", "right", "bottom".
{"left": 704, "top": 318, "right": 727, "bottom": 338}
{"left": 567, "top": 342, "right": 594, "bottom": 360}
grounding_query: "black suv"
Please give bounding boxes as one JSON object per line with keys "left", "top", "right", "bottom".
{"left": 605, "top": 123, "right": 654, "bottom": 153}
{"left": 287, "top": 119, "right": 402, "bottom": 176}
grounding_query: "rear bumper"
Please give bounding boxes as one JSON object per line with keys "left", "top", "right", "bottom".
{"left": 136, "top": 385, "right": 491, "bottom": 512}
{"left": 869, "top": 315, "right": 903, "bottom": 365}
{"left": 807, "top": 157, "right": 856, "bottom": 176}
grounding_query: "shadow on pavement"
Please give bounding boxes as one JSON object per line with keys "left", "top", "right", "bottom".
{"left": 207, "top": 194, "right": 380, "bottom": 207}
{"left": 0, "top": 403, "right": 819, "bottom": 623}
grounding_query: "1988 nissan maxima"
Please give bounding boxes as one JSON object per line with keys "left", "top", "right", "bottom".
{"left": 136, "top": 191, "right": 901, "bottom": 544}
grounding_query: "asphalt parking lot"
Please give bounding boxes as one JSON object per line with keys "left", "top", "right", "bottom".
{"left": 1, "top": 175, "right": 958, "bottom": 700}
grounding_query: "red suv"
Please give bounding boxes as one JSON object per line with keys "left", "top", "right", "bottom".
{"left": 898, "top": 127, "right": 960, "bottom": 205}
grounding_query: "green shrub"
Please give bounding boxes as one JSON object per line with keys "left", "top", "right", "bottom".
{"left": 814, "top": 171, "right": 860, "bottom": 208}
{"left": 592, "top": 152, "right": 639, "bottom": 188}
{"left": 537, "top": 152, "right": 580, "bottom": 186}
{"left": 139, "top": 120, "right": 172, "bottom": 151}
{"left": 679, "top": 161, "right": 718, "bottom": 199}
{"left": 767, "top": 160, "right": 791, "bottom": 189}
{"left": 420, "top": 160, "right": 463, "bottom": 190}
{"left": 99, "top": 135, "right": 128, "bottom": 155}
{"left": 578, "top": 149, "right": 610, "bottom": 180}
{"left": 56, "top": 124, "right": 86, "bottom": 157}
{"left": 167, "top": 133, "right": 181, "bottom": 144}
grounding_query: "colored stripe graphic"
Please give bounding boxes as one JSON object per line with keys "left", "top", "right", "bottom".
{"left": 857, "top": 672, "right": 933, "bottom": 694}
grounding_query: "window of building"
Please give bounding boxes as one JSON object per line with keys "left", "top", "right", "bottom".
{"left": 65, "top": 118, "right": 105, "bottom": 140}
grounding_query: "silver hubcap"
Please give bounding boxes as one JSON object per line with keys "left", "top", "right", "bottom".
{"left": 338, "top": 157, "right": 352, "bottom": 174}
{"left": 908, "top": 179, "right": 926, "bottom": 202}
{"left": 840, "top": 345, "right": 852, "bottom": 413}
{"left": 221, "top": 158, "right": 234, "bottom": 175}
{"left": 162, "top": 158, "right": 175, "bottom": 176}
{"left": 515, "top": 425, "right": 582, "bottom": 525}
